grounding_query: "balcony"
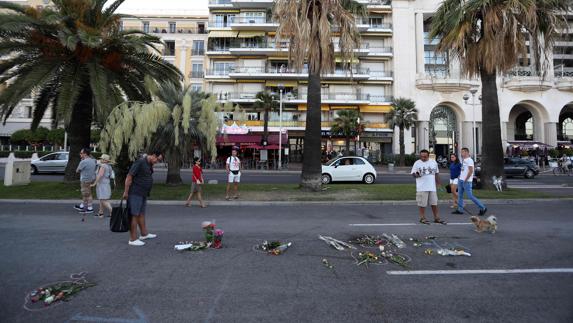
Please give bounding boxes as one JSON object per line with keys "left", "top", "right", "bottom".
{"left": 228, "top": 66, "right": 371, "bottom": 80}
{"left": 355, "top": 0, "right": 392, "bottom": 11}
{"left": 368, "top": 70, "right": 393, "bottom": 82}
{"left": 191, "top": 49, "right": 205, "bottom": 56}
{"left": 287, "top": 93, "right": 372, "bottom": 105}
{"left": 227, "top": 41, "right": 371, "bottom": 56}
{"left": 230, "top": 17, "right": 278, "bottom": 31}
{"left": 189, "top": 71, "right": 204, "bottom": 79}
{"left": 416, "top": 69, "right": 479, "bottom": 93}
{"left": 366, "top": 47, "right": 393, "bottom": 58}
{"left": 555, "top": 67, "right": 573, "bottom": 92}
{"left": 205, "top": 46, "right": 232, "bottom": 55}
{"left": 129, "top": 26, "right": 208, "bottom": 34}
{"left": 204, "top": 69, "right": 232, "bottom": 79}
{"left": 503, "top": 68, "right": 553, "bottom": 92}
{"left": 208, "top": 0, "right": 233, "bottom": 9}
{"left": 231, "top": 0, "right": 274, "bottom": 9}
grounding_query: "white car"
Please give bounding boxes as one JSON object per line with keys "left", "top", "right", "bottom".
{"left": 321, "top": 156, "right": 377, "bottom": 184}
{"left": 31, "top": 152, "right": 69, "bottom": 174}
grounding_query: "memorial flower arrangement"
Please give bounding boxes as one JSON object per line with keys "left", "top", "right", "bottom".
{"left": 213, "top": 229, "right": 224, "bottom": 249}
{"left": 27, "top": 280, "right": 96, "bottom": 307}
{"left": 202, "top": 221, "right": 216, "bottom": 243}
{"left": 260, "top": 240, "right": 292, "bottom": 255}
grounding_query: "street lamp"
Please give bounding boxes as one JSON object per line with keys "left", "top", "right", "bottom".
{"left": 463, "top": 88, "right": 480, "bottom": 159}
{"left": 278, "top": 83, "right": 284, "bottom": 170}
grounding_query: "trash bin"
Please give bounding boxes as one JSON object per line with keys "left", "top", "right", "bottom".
{"left": 388, "top": 163, "right": 395, "bottom": 173}
{"left": 4, "top": 159, "right": 31, "bottom": 186}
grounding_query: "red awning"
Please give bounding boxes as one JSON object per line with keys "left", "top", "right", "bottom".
{"left": 216, "top": 133, "right": 288, "bottom": 145}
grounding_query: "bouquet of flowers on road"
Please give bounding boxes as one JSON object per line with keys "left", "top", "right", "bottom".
{"left": 174, "top": 241, "right": 210, "bottom": 251}
{"left": 213, "top": 229, "right": 224, "bottom": 249}
{"left": 25, "top": 273, "right": 96, "bottom": 310}
{"left": 202, "top": 221, "right": 216, "bottom": 243}
{"left": 259, "top": 240, "right": 292, "bottom": 255}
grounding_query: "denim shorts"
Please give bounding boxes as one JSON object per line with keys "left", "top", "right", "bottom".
{"left": 128, "top": 194, "right": 147, "bottom": 216}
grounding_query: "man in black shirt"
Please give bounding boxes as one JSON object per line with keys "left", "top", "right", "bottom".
{"left": 123, "top": 150, "right": 163, "bottom": 246}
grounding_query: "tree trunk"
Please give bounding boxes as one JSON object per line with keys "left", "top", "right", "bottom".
{"left": 479, "top": 68, "right": 505, "bottom": 190}
{"left": 345, "top": 136, "right": 350, "bottom": 156}
{"left": 300, "top": 71, "right": 322, "bottom": 191}
{"left": 114, "top": 145, "right": 131, "bottom": 189}
{"left": 64, "top": 86, "right": 93, "bottom": 182}
{"left": 263, "top": 107, "right": 269, "bottom": 145}
{"left": 165, "top": 149, "right": 183, "bottom": 186}
{"left": 399, "top": 126, "right": 405, "bottom": 166}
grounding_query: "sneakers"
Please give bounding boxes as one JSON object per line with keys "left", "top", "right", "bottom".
{"left": 451, "top": 210, "right": 464, "bottom": 215}
{"left": 139, "top": 233, "right": 157, "bottom": 240}
{"left": 78, "top": 207, "right": 94, "bottom": 214}
{"left": 74, "top": 204, "right": 84, "bottom": 211}
{"left": 478, "top": 207, "right": 488, "bottom": 216}
{"left": 128, "top": 239, "right": 145, "bottom": 246}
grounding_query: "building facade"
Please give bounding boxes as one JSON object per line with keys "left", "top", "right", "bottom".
{"left": 393, "top": 0, "right": 573, "bottom": 158}
{"left": 205, "top": 0, "right": 395, "bottom": 162}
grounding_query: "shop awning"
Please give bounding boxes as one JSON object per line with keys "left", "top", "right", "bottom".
{"left": 208, "top": 30, "right": 239, "bottom": 38}
{"left": 297, "top": 104, "right": 330, "bottom": 111}
{"left": 237, "top": 31, "right": 266, "bottom": 38}
{"left": 266, "top": 81, "right": 297, "bottom": 87}
{"left": 216, "top": 133, "right": 287, "bottom": 145}
{"left": 507, "top": 141, "right": 555, "bottom": 149}
{"left": 267, "top": 57, "right": 288, "bottom": 61}
{"left": 330, "top": 105, "right": 358, "bottom": 110}
{"left": 360, "top": 105, "right": 392, "bottom": 113}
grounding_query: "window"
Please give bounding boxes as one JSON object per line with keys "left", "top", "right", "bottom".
{"left": 243, "top": 11, "right": 265, "bottom": 23}
{"left": 197, "top": 23, "right": 206, "bottom": 34}
{"left": 57, "top": 153, "right": 68, "bottom": 160}
{"left": 352, "top": 158, "right": 365, "bottom": 165}
{"left": 143, "top": 21, "right": 149, "bottom": 33}
{"left": 26, "top": 106, "right": 33, "bottom": 118}
{"left": 164, "top": 41, "right": 175, "bottom": 56}
{"left": 214, "top": 14, "right": 235, "bottom": 27}
{"left": 192, "top": 40, "right": 204, "bottom": 55}
{"left": 191, "top": 63, "right": 203, "bottom": 78}
{"left": 169, "top": 22, "right": 176, "bottom": 33}
{"left": 369, "top": 17, "right": 384, "bottom": 28}
{"left": 213, "top": 62, "right": 234, "bottom": 75}
{"left": 191, "top": 84, "right": 202, "bottom": 92}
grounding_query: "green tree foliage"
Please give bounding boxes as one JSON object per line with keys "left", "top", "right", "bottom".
{"left": 330, "top": 110, "right": 363, "bottom": 155}
{"left": 388, "top": 98, "right": 418, "bottom": 167}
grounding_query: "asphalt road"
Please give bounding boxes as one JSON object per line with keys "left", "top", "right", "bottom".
{"left": 3, "top": 165, "right": 573, "bottom": 186}
{"left": 1, "top": 200, "right": 572, "bottom": 322}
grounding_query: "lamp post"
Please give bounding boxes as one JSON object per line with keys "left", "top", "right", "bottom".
{"left": 278, "top": 83, "right": 284, "bottom": 170}
{"left": 463, "top": 88, "right": 480, "bottom": 159}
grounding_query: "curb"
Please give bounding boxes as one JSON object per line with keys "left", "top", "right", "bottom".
{"left": 1, "top": 198, "right": 571, "bottom": 207}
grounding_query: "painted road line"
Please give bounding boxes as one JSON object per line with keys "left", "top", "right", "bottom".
{"left": 509, "top": 185, "right": 573, "bottom": 189}
{"left": 386, "top": 268, "right": 573, "bottom": 275}
{"left": 349, "top": 223, "right": 472, "bottom": 226}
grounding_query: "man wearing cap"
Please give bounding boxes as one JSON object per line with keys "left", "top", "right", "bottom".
{"left": 74, "top": 147, "right": 96, "bottom": 215}
{"left": 123, "top": 150, "right": 163, "bottom": 246}
{"left": 225, "top": 148, "right": 241, "bottom": 200}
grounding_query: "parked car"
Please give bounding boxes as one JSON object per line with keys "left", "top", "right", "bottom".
{"left": 31, "top": 152, "right": 69, "bottom": 174}
{"left": 321, "top": 156, "right": 377, "bottom": 184}
{"left": 475, "top": 157, "right": 539, "bottom": 179}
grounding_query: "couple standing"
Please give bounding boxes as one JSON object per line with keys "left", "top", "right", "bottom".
{"left": 412, "top": 147, "right": 486, "bottom": 224}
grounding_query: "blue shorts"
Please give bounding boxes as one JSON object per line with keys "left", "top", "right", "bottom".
{"left": 128, "top": 194, "right": 147, "bottom": 216}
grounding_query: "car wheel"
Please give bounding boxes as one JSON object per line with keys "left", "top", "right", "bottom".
{"left": 524, "top": 169, "right": 535, "bottom": 179}
{"left": 321, "top": 174, "right": 332, "bottom": 185}
{"left": 31, "top": 165, "right": 38, "bottom": 175}
{"left": 363, "top": 173, "right": 375, "bottom": 184}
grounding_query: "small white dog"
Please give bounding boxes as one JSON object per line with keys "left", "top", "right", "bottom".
{"left": 492, "top": 176, "right": 503, "bottom": 192}
{"left": 470, "top": 215, "right": 498, "bottom": 234}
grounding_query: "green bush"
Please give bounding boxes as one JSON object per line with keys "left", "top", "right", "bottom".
{"left": 47, "top": 128, "right": 65, "bottom": 146}
{"left": 10, "top": 127, "right": 50, "bottom": 145}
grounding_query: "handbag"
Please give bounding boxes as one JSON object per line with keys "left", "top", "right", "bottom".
{"left": 445, "top": 184, "right": 452, "bottom": 194}
{"left": 110, "top": 199, "right": 131, "bottom": 232}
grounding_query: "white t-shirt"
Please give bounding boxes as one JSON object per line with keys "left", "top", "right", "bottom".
{"left": 411, "top": 159, "right": 439, "bottom": 192}
{"left": 459, "top": 157, "right": 475, "bottom": 181}
{"left": 226, "top": 156, "right": 241, "bottom": 171}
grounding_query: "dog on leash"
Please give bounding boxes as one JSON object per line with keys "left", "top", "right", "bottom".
{"left": 470, "top": 215, "right": 497, "bottom": 233}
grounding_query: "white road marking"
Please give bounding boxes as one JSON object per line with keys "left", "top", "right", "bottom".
{"left": 509, "top": 185, "right": 573, "bottom": 189}
{"left": 349, "top": 223, "right": 472, "bottom": 226}
{"left": 386, "top": 268, "right": 573, "bottom": 275}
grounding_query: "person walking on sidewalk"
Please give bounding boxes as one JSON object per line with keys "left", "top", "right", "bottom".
{"left": 185, "top": 157, "right": 206, "bottom": 208}
{"left": 74, "top": 148, "right": 96, "bottom": 216}
{"left": 411, "top": 149, "right": 446, "bottom": 225}
{"left": 452, "top": 147, "right": 487, "bottom": 216}
{"left": 91, "top": 154, "right": 113, "bottom": 218}
{"left": 448, "top": 153, "right": 462, "bottom": 209}
{"left": 123, "top": 150, "right": 163, "bottom": 246}
{"left": 225, "top": 148, "right": 241, "bottom": 200}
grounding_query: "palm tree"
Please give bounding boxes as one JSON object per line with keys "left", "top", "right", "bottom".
{"left": 253, "top": 91, "right": 279, "bottom": 146}
{"left": 273, "top": 0, "right": 364, "bottom": 191}
{"left": 430, "top": 0, "right": 570, "bottom": 189}
{"left": 388, "top": 98, "right": 418, "bottom": 167}
{"left": 330, "top": 109, "right": 362, "bottom": 155}
{"left": 0, "top": 0, "right": 182, "bottom": 182}
{"left": 148, "top": 83, "right": 208, "bottom": 185}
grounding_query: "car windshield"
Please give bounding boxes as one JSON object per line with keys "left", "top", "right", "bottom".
{"left": 325, "top": 158, "right": 341, "bottom": 166}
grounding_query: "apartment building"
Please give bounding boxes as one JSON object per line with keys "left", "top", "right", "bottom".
{"left": 205, "top": 0, "right": 395, "bottom": 161}
{"left": 121, "top": 14, "right": 208, "bottom": 89}
{"left": 393, "top": 0, "right": 573, "bottom": 157}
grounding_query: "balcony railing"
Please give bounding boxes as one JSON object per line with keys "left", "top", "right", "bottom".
{"left": 231, "top": 66, "right": 372, "bottom": 75}
{"left": 190, "top": 71, "right": 204, "bottom": 78}
{"left": 209, "top": 0, "right": 231, "bottom": 4}
{"left": 368, "top": 47, "right": 393, "bottom": 54}
{"left": 191, "top": 49, "right": 205, "bottom": 56}
{"left": 212, "top": 92, "right": 392, "bottom": 102}
{"left": 231, "top": 17, "right": 275, "bottom": 24}
{"left": 554, "top": 66, "right": 573, "bottom": 78}
{"left": 514, "top": 134, "right": 534, "bottom": 141}
{"left": 141, "top": 27, "right": 207, "bottom": 34}
{"left": 356, "top": 0, "right": 392, "bottom": 5}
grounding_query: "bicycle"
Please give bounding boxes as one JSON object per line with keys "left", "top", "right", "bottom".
{"left": 552, "top": 163, "right": 571, "bottom": 176}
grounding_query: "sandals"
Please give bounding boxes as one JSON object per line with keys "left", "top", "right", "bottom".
{"left": 434, "top": 219, "right": 447, "bottom": 225}
{"left": 419, "top": 218, "right": 430, "bottom": 225}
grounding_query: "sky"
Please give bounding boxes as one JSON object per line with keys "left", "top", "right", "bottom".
{"left": 116, "top": 0, "right": 208, "bottom": 15}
